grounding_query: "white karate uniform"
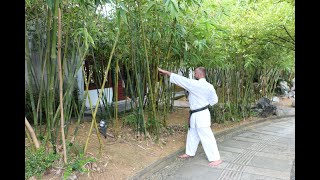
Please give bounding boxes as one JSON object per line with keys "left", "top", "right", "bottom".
{"left": 170, "top": 73, "right": 221, "bottom": 161}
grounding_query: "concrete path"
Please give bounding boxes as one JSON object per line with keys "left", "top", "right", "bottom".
{"left": 131, "top": 115, "right": 295, "bottom": 180}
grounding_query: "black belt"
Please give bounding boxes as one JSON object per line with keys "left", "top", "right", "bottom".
{"left": 189, "top": 105, "right": 209, "bottom": 115}
{"left": 188, "top": 105, "right": 209, "bottom": 128}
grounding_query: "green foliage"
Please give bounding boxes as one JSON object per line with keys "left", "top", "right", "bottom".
{"left": 66, "top": 140, "right": 85, "bottom": 158}
{"left": 123, "top": 113, "right": 137, "bottom": 127}
{"left": 25, "top": 147, "right": 59, "bottom": 179}
{"left": 146, "top": 116, "right": 162, "bottom": 136}
{"left": 183, "top": 123, "right": 189, "bottom": 131}
{"left": 63, "top": 153, "right": 96, "bottom": 180}
{"left": 165, "top": 0, "right": 181, "bottom": 19}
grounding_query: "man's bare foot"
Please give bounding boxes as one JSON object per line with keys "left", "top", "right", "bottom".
{"left": 178, "top": 154, "right": 192, "bottom": 159}
{"left": 208, "top": 160, "right": 222, "bottom": 167}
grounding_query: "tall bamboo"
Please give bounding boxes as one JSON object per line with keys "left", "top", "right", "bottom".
{"left": 114, "top": 56, "right": 119, "bottom": 135}
{"left": 46, "top": 0, "right": 59, "bottom": 151}
{"left": 84, "top": 14, "right": 121, "bottom": 154}
{"left": 82, "top": 67, "right": 103, "bottom": 155}
{"left": 25, "top": 117, "right": 40, "bottom": 150}
{"left": 25, "top": 23, "right": 38, "bottom": 135}
{"left": 57, "top": 8, "right": 68, "bottom": 164}
{"left": 137, "top": 0, "right": 158, "bottom": 136}
{"left": 130, "top": 12, "right": 146, "bottom": 135}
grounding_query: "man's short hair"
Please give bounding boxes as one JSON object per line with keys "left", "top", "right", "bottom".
{"left": 196, "top": 67, "right": 206, "bottom": 76}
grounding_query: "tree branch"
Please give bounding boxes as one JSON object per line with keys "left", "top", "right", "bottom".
{"left": 262, "top": 39, "right": 295, "bottom": 51}
{"left": 272, "top": 34, "right": 295, "bottom": 45}
{"left": 239, "top": 35, "right": 295, "bottom": 51}
{"left": 282, "top": 25, "right": 295, "bottom": 43}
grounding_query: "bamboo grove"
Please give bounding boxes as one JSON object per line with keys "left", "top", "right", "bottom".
{"left": 25, "top": 0, "right": 295, "bottom": 165}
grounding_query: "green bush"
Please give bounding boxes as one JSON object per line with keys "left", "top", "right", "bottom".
{"left": 25, "top": 147, "right": 59, "bottom": 179}
{"left": 123, "top": 113, "right": 137, "bottom": 127}
{"left": 63, "top": 153, "right": 96, "bottom": 180}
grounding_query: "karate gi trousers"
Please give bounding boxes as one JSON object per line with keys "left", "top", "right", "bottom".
{"left": 186, "top": 108, "right": 221, "bottom": 162}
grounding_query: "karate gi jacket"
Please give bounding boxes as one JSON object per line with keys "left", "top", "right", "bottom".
{"left": 170, "top": 73, "right": 218, "bottom": 128}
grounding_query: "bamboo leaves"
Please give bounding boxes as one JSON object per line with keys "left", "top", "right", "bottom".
{"left": 114, "top": 1, "right": 128, "bottom": 26}
{"left": 146, "top": 1, "right": 156, "bottom": 13}
{"left": 243, "top": 55, "right": 256, "bottom": 70}
{"left": 46, "top": 0, "right": 54, "bottom": 10}
{"left": 72, "top": 28, "right": 95, "bottom": 50}
{"left": 192, "top": 39, "right": 208, "bottom": 51}
{"left": 165, "top": 0, "right": 181, "bottom": 19}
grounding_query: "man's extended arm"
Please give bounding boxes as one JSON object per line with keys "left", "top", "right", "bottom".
{"left": 158, "top": 67, "right": 171, "bottom": 76}
{"left": 158, "top": 67, "right": 198, "bottom": 92}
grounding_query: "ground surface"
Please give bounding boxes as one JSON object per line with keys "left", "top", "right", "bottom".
{"left": 34, "top": 96, "right": 293, "bottom": 180}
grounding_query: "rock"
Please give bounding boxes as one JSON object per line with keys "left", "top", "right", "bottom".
{"left": 291, "top": 85, "right": 295, "bottom": 91}
{"left": 276, "top": 108, "right": 286, "bottom": 116}
{"left": 55, "top": 168, "right": 62, "bottom": 175}
{"left": 93, "top": 163, "right": 98, "bottom": 169}
{"left": 286, "top": 91, "right": 295, "bottom": 98}
{"left": 256, "top": 97, "right": 271, "bottom": 109}
{"left": 291, "top": 78, "right": 295, "bottom": 91}
{"left": 292, "top": 100, "right": 295, "bottom": 107}
{"left": 272, "top": 96, "right": 280, "bottom": 103}
{"left": 276, "top": 107, "right": 295, "bottom": 116}
{"left": 146, "top": 132, "right": 151, "bottom": 139}
{"left": 279, "top": 81, "right": 290, "bottom": 95}
{"left": 160, "top": 138, "right": 167, "bottom": 145}
{"left": 253, "top": 108, "right": 263, "bottom": 114}
{"left": 253, "top": 97, "right": 277, "bottom": 118}
{"left": 260, "top": 105, "right": 277, "bottom": 118}
{"left": 67, "top": 174, "right": 78, "bottom": 180}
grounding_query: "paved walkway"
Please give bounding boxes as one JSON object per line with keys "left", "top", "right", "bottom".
{"left": 131, "top": 115, "right": 295, "bottom": 180}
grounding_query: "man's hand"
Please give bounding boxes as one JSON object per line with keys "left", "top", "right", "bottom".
{"left": 158, "top": 67, "right": 171, "bottom": 76}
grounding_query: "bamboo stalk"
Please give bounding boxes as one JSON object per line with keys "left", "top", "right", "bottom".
{"left": 42, "top": 7, "right": 53, "bottom": 148}
{"left": 137, "top": 0, "right": 158, "bottom": 136}
{"left": 25, "top": 117, "right": 40, "bottom": 149}
{"left": 82, "top": 67, "right": 103, "bottom": 155}
{"left": 25, "top": 126, "right": 35, "bottom": 151}
{"left": 84, "top": 15, "right": 121, "bottom": 154}
{"left": 57, "top": 8, "right": 67, "bottom": 164}
{"left": 114, "top": 57, "right": 119, "bottom": 135}
{"left": 25, "top": 24, "right": 39, "bottom": 135}
{"left": 130, "top": 16, "right": 146, "bottom": 135}
{"left": 47, "top": 0, "right": 59, "bottom": 151}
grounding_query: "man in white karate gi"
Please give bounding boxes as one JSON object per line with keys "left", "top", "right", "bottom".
{"left": 158, "top": 67, "right": 222, "bottom": 167}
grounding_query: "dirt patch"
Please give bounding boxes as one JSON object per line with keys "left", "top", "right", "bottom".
{"left": 38, "top": 97, "right": 293, "bottom": 180}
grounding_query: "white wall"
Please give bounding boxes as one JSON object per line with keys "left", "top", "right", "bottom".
{"left": 77, "top": 59, "right": 114, "bottom": 108}
{"left": 85, "top": 88, "right": 113, "bottom": 108}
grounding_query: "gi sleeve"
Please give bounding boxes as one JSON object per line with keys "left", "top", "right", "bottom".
{"left": 208, "top": 85, "right": 218, "bottom": 106}
{"left": 170, "top": 73, "right": 197, "bottom": 92}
